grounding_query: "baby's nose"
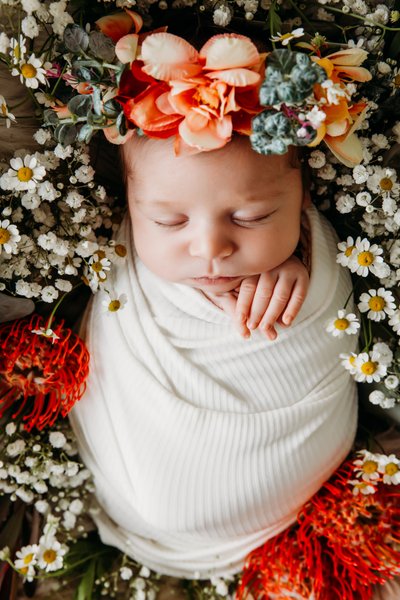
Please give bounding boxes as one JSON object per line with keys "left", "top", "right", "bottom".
{"left": 189, "top": 227, "right": 234, "bottom": 260}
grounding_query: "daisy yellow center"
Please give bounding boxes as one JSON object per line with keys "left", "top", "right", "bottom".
{"left": 42, "top": 549, "right": 57, "bottom": 564}
{"left": 345, "top": 245, "right": 355, "bottom": 257}
{"left": 1, "top": 103, "right": 7, "bottom": 116}
{"left": 380, "top": 177, "right": 393, "bottom": 191}
{"left": 357, "top": 251, "right": 374, "bottom": 266}
{"left": 363, "top": 460, "right": 378, "bottom": 474}
{"left": 19, "top": 566, "right": 29, "bottom": 575}
{"left": 13, "top": 45, "right": 22, "bottom": 60}
{"left": 20, "top": 63, "right": 37, "bottom": 79}
{"left": 23, "top": 553, "right": 35, "bottom": 565}
{"left": 385, "top": 462, "right": 399, "bottom": 476}
{"left": 394, "top": 74, "right": 400, "bottom": 87}
{"left": 108, "top": 300, "right": 121, "bottom": 312}
{"left": 96, "top": 250, "right": 106, "bottom": 260}
{"left": 0, "top": 228, "right": 10, "bottom": 245}
{"left": 17, "top": 167, "right": 33, "bottom": 182}
{"left": 115, "top": 244, "right": 127, "bottom": 257}
{"left": 368, "top": 296, "right": 385, "bottom": 312}
{"left": 349, "top": 355, "right": 356, "bottom": 366}
{"left": 334, "top": 318, "right": 349, "bottom": 330}
{"left": 91, "top": 261, "right": 103, "bottom": 273}
{"left": 361, "top": 361, "right": 377, "bottom": 375}
{"left": 280, "top": 32, "right": 294, "bottom": 40}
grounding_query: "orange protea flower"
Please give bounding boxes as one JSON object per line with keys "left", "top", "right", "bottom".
{"left": 121, "top": 32, "right": 266, "bottom": 153}
{"left": 237, "top": 456, "right": 400, "bottom": 600}
{"left": 0, "top": 314, "right": 89, "bottom": 431}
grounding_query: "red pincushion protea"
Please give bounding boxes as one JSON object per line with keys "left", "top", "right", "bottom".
{"left": 0, "top": 314, "right": 89, "bottom": 431}
{"left": 236, "top": 456, "right": 400, "bottom": 600}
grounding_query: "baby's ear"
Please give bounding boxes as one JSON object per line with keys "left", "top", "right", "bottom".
{"left": 302, "top": 189, "right": 311, "bottom": 209}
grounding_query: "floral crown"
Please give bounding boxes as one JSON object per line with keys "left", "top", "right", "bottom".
{"left": 45, "top": 10, "right": 372, "bottom": 167}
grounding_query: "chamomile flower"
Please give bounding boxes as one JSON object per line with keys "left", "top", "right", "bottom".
{"left": 0, "top": 220, "right": 21, "bottom": 254}
{"left": 9, "top": 35, "right": 27, "bottom": 63}
{"left": 102, "top": 292, "right": 127, "bottom": 315}
{"left": 88, "top": 252, "right": 111, "bottom": 280}
{"left": 340, "top": 352, "right": 358, "bottom": 375}
{"left": 3, "top": 154, "right": 46, "bottom": 192}
{"left": 336, "top": 236, "right": 357, "bottom": 267}
{"left": 353, "top": 350, "right": 387, "bottom": 383}
{"left": 349, "top": 479, "right": 376, "bottom": 496}
{"left": 348, "top": 238, "right": 385, "bottom": 277}
{"left": 11, "top": 54, "right": 47, "bottom": 89}
{"left": 37, "top": 538, "right": 67, "bottom": 572}
{"left": 270, "top": 27, "right": 304, "bottom": 45}
{"left": 326, "top": 310, "right": 360, "bottom": 338}
{"left": 366, "top": 167, "right": 400, "bottom": 197}
{"left": 378, "top": 454, "right": 400, "bottom": 484}
{"left": 358, "top": 288, "right": 396, "bottom": 321}
{"left": 14, "top": 544, "right": 39, "bottom": 580}
{"left": 0, "top": 95, "right": 16, "bottom": 128}
{"left": 353, "top": 450, "right": 381, "bottom": 482}
{"left": 31, "top": 327, "right": 60, "bottom": 343}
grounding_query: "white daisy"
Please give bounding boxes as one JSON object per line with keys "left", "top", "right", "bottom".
{"left": 9, "top": 35, "right": 27, "bottom": 63}
{"left": 358, "top": 287, "right": 396, "bottom": 321}
{"left": 0, "top": 95, "right": 16, "bottom": 128}
{"left": 15, "top": 544, "right": 39, "bottom": 581}
{"left": 378, "top": 454, "right": 400, "bottom": 485}
{"left": 5, "top": 154, "right": 46, "bottom": 192}
{"left": 353, "top": 450, "right": 381, "bottom": 482}
{"left": 349, "top": 479, "right": 376, "bottom": 496}
{"left": 31, "top": 327, "right": 60, "bottom": 343}
{"left": 11, "top": 54, "right": 47, "bottom": 89}
{"left": 88, "top": 253, "right": 111, "bottom": 280}
{"left": 326, "top": 310, "right": 360, "bottom": 338}
{"left": 340, "top": 352, "right": 358, "bottom": 375}
{"left": 366, "top": 167, "right": 400, "bottom": 197}
{"left": 353, "top": 350, "right": 387, "bottom": 383}
{"left": 270, "top": 27, "right": 304, "bottom": 45}
{"left": 37, "top": 538, "right": 67, "bottom": 572}
{"left": 0, "top": 220, "right": 21, "bottom": 255}
{"left": 101, "top": 292, "right": 128, "bottom": 315}
{"left": 336, "top": 236, "right": 357, "bottom": 267}
{"left": 348, "top": 238, "right": 385, "bottom": 277}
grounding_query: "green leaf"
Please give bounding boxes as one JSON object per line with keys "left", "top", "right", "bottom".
{"left": 68, "top": 94, "right": 93, "bottom": 118}
{"left": 91, "top": 87, "right": 102, "bottom": 116}
{"left": 74, "top": 559, "right": 95, "bottom": 600}
{"left": 388, "top": 31, "right": 400, "bottom": 59}
{"left": 77, "top": 124, "right": 94, "bottom": 143}
{"left": 55, "top": 123, "right": 78, "bottom": 145}
{"left": 89, "top": 31, "right": 115, "bottom": 62}
{"left": 64, "top": 24, "right": 89, "bottom": 54}
{"left": 268, "top": 1, "right": 282, "bottom": 37}
{"left": 43, "top": 109, "right": 59, "bottom": 126}
{"left": 0, "top": 502, "right": 25, "bottom": 551}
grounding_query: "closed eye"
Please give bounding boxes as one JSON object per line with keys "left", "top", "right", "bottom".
{"left": 233, "top": 213, "right": 274, "bottom": 225}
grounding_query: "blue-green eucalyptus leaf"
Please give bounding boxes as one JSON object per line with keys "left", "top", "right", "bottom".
{"left": 64, "top": 24, "right": 89, "bottom": 54}
{"left": 89, "top": 31, "right": 115, "bottom": 62}
{"left": 67, "top": 94, "right": 93, "bottom": 117}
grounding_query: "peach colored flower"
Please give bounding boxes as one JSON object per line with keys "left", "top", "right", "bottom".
{"left": 96, "top": 9, "right": 143, "bottom": 43}
{"left": 124, "top": 32, "right": 265, "bottom": 152}
{"left": 309, "top": 48, "right": 372, "bottom": 166}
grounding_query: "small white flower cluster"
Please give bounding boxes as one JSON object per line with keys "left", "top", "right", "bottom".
{"left": 349, "top": 449, "right": 400, "bottom": 495}
{"left": 0, "top": 141, "right": 127, "bottom": 309}
{"left": 95, "top": 561, "right": 162, "bottom": 599}
{"left": 0, "top": 420, "right": 93, "bottom": 536}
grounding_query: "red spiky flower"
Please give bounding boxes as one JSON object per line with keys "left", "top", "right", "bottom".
{"left": 236, "top": 456, "right": 400, "bottom": 600}
{"left": 0, "top": 314, "right": 89, "bottom": 431}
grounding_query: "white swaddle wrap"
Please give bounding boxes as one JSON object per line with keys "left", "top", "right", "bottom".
{"left": 69, "top": 204, "right": 358, "bottom": 578}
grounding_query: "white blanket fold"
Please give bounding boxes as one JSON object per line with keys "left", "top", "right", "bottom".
{"left": 69, "top": 205, "right": 358, "bottom": 578}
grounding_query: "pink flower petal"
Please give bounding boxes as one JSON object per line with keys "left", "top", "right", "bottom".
{"left": 186, "top": 109, "right": 210, "bottom": 132}
{"left": 115, "top": 34, "right": 139, "bottom": 64}
{"left": 333, "top": 65, "right": 372, "bottom": 82}
{"left": 206, "top": 68, "right": 260, "bottom": 87}
{"left": 179, "top": 115, "right": 232, "bottom": 151}
{"left": 200, "top": 34, "right": 260, "bottom": 70}
{"left": 155, "top": 91, "right": 177, "bottom": 115}
{"left": 140, "top": 33, "right": 201, "bottom": 81}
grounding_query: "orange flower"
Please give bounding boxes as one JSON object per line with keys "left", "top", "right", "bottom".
{"left": 309, "top": 48, "right": 372, "bottom": 166}
{"left": 124, "top": 32, "right": 265, "bottom": 152}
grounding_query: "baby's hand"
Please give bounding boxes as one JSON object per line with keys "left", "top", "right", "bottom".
{"left": 234, "top": 255, "right": 309, "bottom": 340}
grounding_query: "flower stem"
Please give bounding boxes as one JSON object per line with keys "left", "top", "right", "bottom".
{"left": 45, "top": 282, "right": 83, "bottom": 331}
{"left": 323, "top": 6, "right": 400, "bottom": 31}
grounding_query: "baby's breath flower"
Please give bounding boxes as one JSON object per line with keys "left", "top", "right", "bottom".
{"left": 49, "top": 432, "right": 67, "bottom": 449}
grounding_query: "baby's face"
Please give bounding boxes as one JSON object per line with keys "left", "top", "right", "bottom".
{"left": 124, "top": 136, "right": 305, "bottom": 293}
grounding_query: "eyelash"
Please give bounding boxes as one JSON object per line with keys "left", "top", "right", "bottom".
{"left": 153, "top": 215, "right": 271, "bottom": 228}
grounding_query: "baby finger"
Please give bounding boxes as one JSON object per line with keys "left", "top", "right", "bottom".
{"left": 246, "top": 274, "right": 278, "bottom": 330}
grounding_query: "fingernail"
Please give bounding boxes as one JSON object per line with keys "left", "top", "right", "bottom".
{"left": 247, "top": 321, "right": 256, "bottom": 330}
{"left": 283, "top": 316, "right": 292, "bottom": 325}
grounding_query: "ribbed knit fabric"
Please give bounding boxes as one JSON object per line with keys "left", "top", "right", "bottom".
{"left": 69, "top": 205, "right": 358, "bottom": 579}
